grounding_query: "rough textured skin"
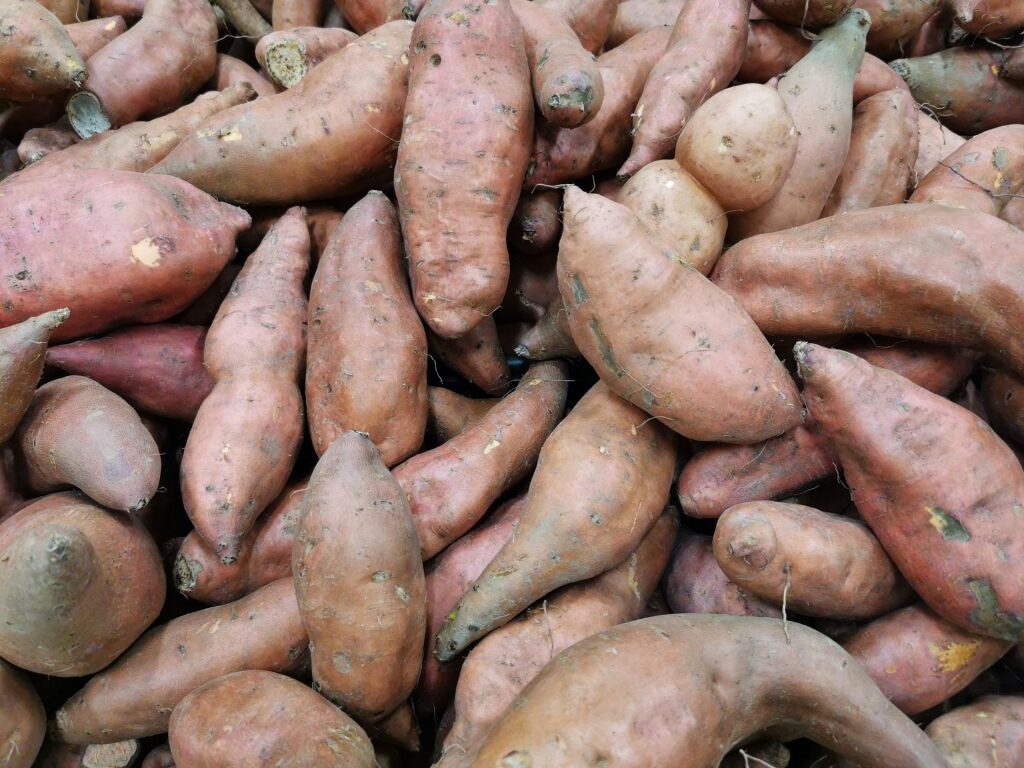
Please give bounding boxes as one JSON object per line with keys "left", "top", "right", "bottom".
{"left": 0, "top": 658, "right": 45, "bottom": 768}
{"left": 0, "top": 169, "right": 249, "bottom": 341}
{"left": 149, "top": 22, "right": 412, "bottom": 205}
{"left": 913, "top": 111, "right": 965, "bottom": 186}
{"left": 854, "top": 0, "right": 942, "bottom": 59}
{"left": 620, "top": 0, "right": 750, "bottom": 176}
{"left": 334, "top": 0, "right": 409, "bottom": 32}
{"left": 174, "top": 480, "right": 307, "bottom": 605}
{"left": 435, "top": 382, "right": 677, "bottom": 661}
{"left": 843, "top": 604, "right": 1012, "bottom": 715}
{"left": 607, "top": 0, "right": 684, "bottom": 47}
{"left": 675, "top": 83, "right": 798, "bottom": 212}
{"left": 538, "top": 0, "right": 617, "bottom": 53}
{"left": 754, "top": 0, "right": 855, "bottom": 28}
{"left": 395, "top": 0, "right": 532, "bottom": 339}
{"left": 950, "top": 0, "right": 1024, "bottom": 37}
{"left": 926, "top": 695, "right": 1024, "bottom": 767}
{"left": 255, "top": 27, "right": 357, "bottom": 87}
{"left": 169, "top": 671, "right": 377, "bottom": 767}
{"left": 427, "top": 320, "right": 511, "bottom": 395}
{"left": 0, "top": 309, "right": 68, "bottom": 443}
{"left": 394, "top": 360, "right": 568, "bottom": 559}
{"left": 307, "top": 192, "right": 427, "bottom": 466}
{"left": 64, "top": 16, "right": 127, "bottom": 57}
{"left": 181, "top": 207, "right": 309, "bottom": 564}
{"left": 714, "top": 501, "right": 914, "bottom": 620}
{"left": 210, "top": 54, "right": 277, "bottom": 98}
{"left": 53, "top": 578, "right": 308, "bottom": 743}
{"left": 797, "top": 343, "right": 1024, "bottom": 641}
{"left": 823, "top": 87, "right": 919, "bottom": 216}
{"left": 15, "top": 376, "right": 160, "bottom": 512}
{"left": 730, "top": 9, "right": 869, "bottom": 239}
{"left": 508, "top": 189, "right": 561, "bottom": 257}
{"left": 426, "top": 387, "right": 499, "bottom": 444}
{"left": 983, "top": 369, "right": 1024, "bottom": 448}
{"left": 440, "top": 615, "right": 948, "bottom": 768}
{"left": 46, "top": 325, "right": 212, "bottom": 422}
{"left": 0, "top": 492, "right": 164, "bottom": 676}
{"left": 293, "top": 432, "right": 425, "bottom": 723}
{"left": 442, "top": 508, "right": 678, "bottom": 757}
{"left": 0, "top": 0, "right": 85, "bottom": 101}
{"left": 272, "top": 0, "right": 322, "bottom": 28}
{"left": 559, "top": 187, "right": 801, "bottom": 443}
{"left": 714, "top": 205, "right": 1024, "bottom": 377}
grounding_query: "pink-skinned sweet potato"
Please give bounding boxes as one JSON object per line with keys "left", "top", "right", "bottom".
{"left": 1005, "top": 47, "right": 1024, "bottom": 80}
{"left": 0, "top": 658, "right": 45, "bottom": 768}
{"left": 514, "top": 293, "right": 580, "bottom": 361}
{"left": 982, "top": 369, "right": 1024, "bottom": 448}
{"left": 426, "top": 387, "right": 499, "bottom": 444}
{"left": 0, "top": 169, "right": 250, "bottom": 341}
{"left": 427, "top": 320, "right": 511, "bottom": 395}
{"left": 272, "top": 0, "right": 322, "bottom": 28}
{"left": 913, "top": 110, "right": 965, "bottom": 187}
{"left": 210, "top": 54, "right": 278, "bottom": 98}
{"left": 255, "top": 26, "right": 357, "bottom": 88}
{"left": 90, "top": 0, "right": 143, "bottom": 18}
{"left": 558, "top": 187, "right": 801, "bottom": 443}
{"left": 0, "top": 491, "right": 165, "bottom": 676}
{"left": 0, "top": 0, "right": 85, "bottom": 101}
{"left": 508, "top": 189, "right": 562, "bottom": 257}
{"left": 334, "top": 0, "right": 410, "bottom": 32}
{"left": 1003, "top": 194, "right": 1024, "bottom": 229}
{"left": 434, "top": 381, "right": 677, "bottom": 661}
{"left": 64, "top": 16, "right": 127, "bottom": 57}
{"left": 754, "top": 0, "right": 855, "bottom": 28}
{"left": 141, "top": 745, "right": 175, "bottom": 768}
{"left": 854, "top": 0, "right": 943, "bottom": 59}
{"left": 0, "top": 308, "right": 68, "bottom": 443}
{"left": 536, "top": 0, "right": 617, "bottom": 53}
{"left": 607, "top": 0, "right": 683, "bottom": 47}
{"left": 394, "top": 360, "right": 568, "bottom": 559}
{"left": 495, "top": 250, "right": 558, "bottom": 326}
{"left": 949, "top": 0, "right": 1024, "bottom": 38}
{"left": 17, "top": 119, "right": 79, "bottom": 164}
{"left": 926, "top": 695, "right": 1024, "bottom": 767}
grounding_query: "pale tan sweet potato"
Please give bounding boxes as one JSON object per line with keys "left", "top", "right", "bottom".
{"left": 0, "top": 0, "right": 85, "bottom": 101}
{"left": 255, "top": 26, "right": 357, "bottom": 88}
{"left": 754, "top": 0, "right": 855, "bottom": 28}
{"left": 926, "top": 695, "right": 1024, "bottom": 767}
{"left": 426, "top": 387, "right": 500, "bottom": 444}
{"left": 0, "top": 658, "right": 45, "bottom": 768}
{"left": 0, "top": 308, "right": 68, "bottom": 443}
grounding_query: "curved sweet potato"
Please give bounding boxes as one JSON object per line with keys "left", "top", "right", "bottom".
{"left": 272, "top": 0, "right": 321, "bottom": 28}
{"left": 65, "top": 16, "right": 127, "bottom": 57}
{"left": 0, "top": 658, "right": 45, "bottom": 768}
{"left": 559, "top": 187, "right": 801, "bottom": 443}
{"left": 854, "top": 0, "right": 942, "bottom": 59}
{"left": 441, "top": 615, "right": 947, "bottom": 768}
{"left": 255, "top": 27, "right": 357, "bottom": 88}
{"left": 54, "top": 578, "right": 307, "bottom": 743}
{"left": 754, "top": 0, "right": 854, "bottom": 28}
{"left": 0, "top": 491, "right": 164, "bottom": 676}
{"left": 181, "top": 207, "right": 309, "bottom": 563}
{"left": 607, "top": 0, "right": 683, "bottom": 47}
{"left": 210, "top": 54, "right": 277, "bottom": 98}
{"left": 913, "top": 110, "right": 965, "bottom": 187}
{"left": 427, "top": 320, "right": 511, "bottom": 395}
{"left": 926, "top": 695, "right": 1024, "bottom": 767}
{"left": 0, "top": 0, "right": 85, "bottom": 101}
{"left": 0, "top": 308, "right": 68, "bottom": 443}
{"left": 334, "top": 0, "right": 409, "bottom": 32}
{"left": 983, "top": 369, "right": 1024, "bottom": 448}
{"left": 426, "top": 387, "right": 499, "bottom": 444}
{"left": 949, "top": 0, "right": 1024, "bottom": 38}
{"left": 307, "top": 191, "right": 427, "bottom": 466}
{"left": 168, "top": 670, "right": 376, "bottom": 767}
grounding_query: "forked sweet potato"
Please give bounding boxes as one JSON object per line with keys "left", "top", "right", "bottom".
{"left": 425, "top": 387, "right": 499, "bottom": 444}
{"left": 254, "top": 27, "right": 357, "bottom": 88}
{"left": 754, "top": 0, "right": 854, "bottom": 28}
{"left": 926, "top": 695, "right": 1024, "bottom": 767}
{"left": 854, "top": 0, "right": 943, "bottom": 59}
{"left": 0, "top": 308, "right": 68, "bottom": 443}
{"left": 427, "top": 320, "right": 511, "bottom": 395}
{"left": 607, "top": 0, "right": 683, "bottom": 47}
{"left": 982, "top": 369, "right": 1024, "bottom": 447}
{"left": 913, "top": 110, "right": 965, "bottom": 184}
{"left": 0, "top": 0, "right": 85, "bottom": 101}
{"left": 0, "top": 658, "right": 45, "bottom": 768}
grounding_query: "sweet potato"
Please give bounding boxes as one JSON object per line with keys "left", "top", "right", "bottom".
{"left": 293, "top": 431, "right": 425, "bottom": 723}
{"left": 307, "top": 192, "right": 427, "bottom": 466}
{"left": 982, "top": 369, "right": 1024, "bottom": 448}
{"left": 65, "top": 16, "right": 127, "bottom": 56}
{"left": 558, "top": 187, "right": 801, "bottom": 442}
{"left": 90, "top": 0, "right": 142, "bottom": 18}
{"left": 17, "top": 119, "right": 78, "bottom": 164}
{"left": 54, "top": 577, "right": 307, "bottom": 743}
{"left": 926, "top": 695, "right": 1024, "bottom": 767}
{"left": 949, "top": 0, "right": 1024, "bottom": 38}
{"left": 843, "top": 604, "right": 1012, "bottom": 715}
{"left": 1006, "top": 46, "right": 1024, "bottom": 80}
{"left": 141, "top": 745, "right": 174, "bottom": 768}
{"left": 210, "top": 54, "right": 277, "bottom": 98}
{"left": 174, "top": 480, "right": 307, "bottom": 605}
{"left": 890, "top": 48, "right": 1024, "bottom": 134}
{"left": 796, "top": 342, "right": 1024, "bottom": 641}
{"left": 0, "top": 491, "right": 164, "bottom": 675}
{"left": 426, "top": 387, "right": 499, "bottom": 444}
{"left": 714, "top": 205, "right": 1024, "bottom": 377}
{"left": 65, "top": 0, "right": 217, "bottom": 138}
{"left": 822, "top": 87, "right": 919, "bottom": 216}
{"left": 440, "top": 615, "right": 947, "bottom": 768}
{"left": 620, "top": 0, "right": 750, "bottom": 177}
{"left": 168, "top": 670, "right": 376, "bottom": 767}
{"left": 904, "top": 6, "right": 947, "bottom": 56}
{"left": 0, "top": 0, "right": 85, "bottom": 101}
{"left": 913, "top": 110, "right": 965, "bottom": 186}
{"left": 394, "top": 360, "right": 568, "bottom": 559}
{"left": 675, "top": 83, "right": 798, "bottom": 212}
{"left": 81, "top": 741, "right": 140, "bottom": 768}
{"left": 149, "top": 21, "right": 412, "bottom": 205}
{"left": 0, "top": 169, "right": 250, "bottom": 341}
{"left": 738, "top": 19, "right": 806, "bottom": 83}
{"left": 496, "top": 251, "right": 558, "bottom": 326}
{"left": 37, "top": 0, "right": 87, "bottom": 23}
{"left": 754, "top": 0, "right": 855, "bottom": 28}
{"left": 272, "top": 0, "right": 322, "bottom": 28}
{"left": 334, "top": 0, "right": 409, "bottom": 32}
{"left": 729, "top": 9, "right": 869, "bottom": 239}
{"left": 854, "top": 0, "right": 943, "bottom": 59}
{"left": 508, "top": 189, "right": 562, "bottom": 257}
{"left": 181, "top": 207, "right": 308, "bottom": 563}
{"left": 442, "top": 507, "right": 678, "bottom": 756}
{"left": 0, "top": 308, "right": 68, "bottom": 443}
{"left": 1003, "top": 194, "right": 1024, "bottom": 229}
{"left": 536, "top": 0, "right": 617, "bottom": 53}
{"left": 607, "top": 0, "right": 683, "bottom": 47}
{"left": 514, "top": 294, "right": 579, "bottom": 360}
{"left": 434, "top": 382, "right": 676, "bottom": 661}
{"left": 46, "top": 325, "right": 212, "bottom": 422}
{"left": 395, "top": 0, "right": 532, "bottom": 339}
{"left": 0, "top": 658, "right": 45, "bottom": 768}
{"left": 255, "top": 26, "right": 357, "bottom": 88}
{"left": 427, "top": 320, "right": 511, "bottom": 395}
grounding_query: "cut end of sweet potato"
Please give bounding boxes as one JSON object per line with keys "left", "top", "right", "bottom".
{"left": 67, "top": 91, "right": 112, "bottom": 139}
{"left": 264, "top": 39, "right": 309, "bottom": 88}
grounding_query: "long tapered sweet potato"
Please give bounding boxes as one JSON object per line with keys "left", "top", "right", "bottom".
{"left": 435, "top": 382, "right": 677, "bottom": 661}
{"left": 149, "top": 21, "right": 412, "bottom": 205}
{"left": 255, "top": 27, "right": 357, "bottom": 88}
{"left": 854, "top": 0, "right": 942, "bottom": 59}
{"left": 950, "top": 0, "right": 1024, "bottom": 37}
{"left": 427, "top": 320, "right": 511, "bottom": 395}
{"left": 65, "top": 16, "right": 127, "bottom": 56}
{"left": 395, "top": 0, "right": 532, "bottom": 339}
{"left": 394, "top": 360, "right": 568, "bottom": 559}
{"left": 440, "top": 615, "right": 947, "bottom": 768}
{"left": 796, "top": 342, "right": 1024, "bottom": 641}
{"left": 607, "top": 0, "right": 683, "bottom": 47}
{"left": 558, "top": 187, "right": 801, "bottom": 442}
{"left": 0, "top": 308, "right": 68, "bottom": 443}
{"left": 426, "top": 387, "right": 499, "bottom": 444}
{"left": 170, "top": 672, "right": 377, "bottom": 768}
{"left": 754, "top": 0, "right": 854, "bottom": 28}
{"left": 843, "top": 604, "right": 1012, "bottom": 715}
{"left": 181, "top": 207, "right": 308, "bottom": 563}
{"left": 620, "top": 0, "right": 750, "bottom": 177}
{"left": 0, "top": 491, "right": 164, "bottom": 676}
{"left": 210, "top": 54, "right": 277, "bottom": 98}
{"left": 0, "top": 658, "right": 45, "bottom": 768}
{"left": 982, "top": 369, "right": 1024, "bottom": 447}
{"left": 0, "top": 0, "right": 85, "bottom": 101}
{"left": 53, "top": 578, "right": 308, "bottom": 743}
{"left": 926, "top": 695, "right": 1024, "bottom": 767}
{"left": 307, "top": 192, "right": 427, "bottom": 466}
{"left": 294, "top": 432, "right": 425, "bottom": 723}
{"left": 46, "top": 325, "right": 212, "bottom": 422}
{"left": 913, "top": 111, "right": 965, "bottom": 185}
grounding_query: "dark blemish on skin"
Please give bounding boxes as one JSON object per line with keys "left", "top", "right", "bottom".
{"left": 570, "top": 274, "right": 588, "bottom": 304}
{"left": 967, "top": 578, "right": 1024, "bottom": 640}
{"left": 927, "top": 505, "right": 971, "bottom": 542}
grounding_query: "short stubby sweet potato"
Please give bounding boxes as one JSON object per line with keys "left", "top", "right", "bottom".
{"left": 0, "top": 169, "right": 249, "bottom": 341}
{"left": 439, "top": 615, "right": 947, "bottom": 768}
{"left": 914, "top": 110, "right": 965, "bottom": 184}
{"left": 0, "top": 658, "right": 45, "bottom": 768}
{"left": 0, "top": 308, "right": 68, "bottom": 443}
{"left": 425, "top": 387, "right": 499, "bottom": 444}
{"left": 427, "top": 320, "right": 511, "bottom": 395}
{"left": 0, "top": 0, "right": 85, "bottom": 101}
{"left": 753, "top": 0, "right": 854, "bottom": 28}
{"left": 607, "top": 0, "right": 683, "bottom": 47}
{"left": 168, "top": 670, "right": 377, "bottom": 768}
{"left": 982, "top": 369, "right": 1024, "bottom": 447}
{"left": 0, "top": 491, "right": 165, "bottom": 676}
{"left": 843, "top": 604, "right": 1012, "bottom": 715}
{"left": 558, "top": 187, "right": 801, "bottom": 443}
{"left": 254, "top": 27, "right": 357, "bottom": 88}
{"left": 926, "top": 695, "right": 1024, "bottom": 767}
{"left": 854, "top": 0, "right": 943, "bottom": 59}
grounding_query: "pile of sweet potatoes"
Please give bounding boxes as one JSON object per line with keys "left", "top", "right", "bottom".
{"left": 3, "top": 0, "right": 1024, "bottom": 765}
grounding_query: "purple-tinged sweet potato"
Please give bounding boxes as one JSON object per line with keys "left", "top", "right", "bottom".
{"left": 255, "top": 26, "right": 357, "bottom": 88}
{"left": 607, "top": 0, "right": 683, "bottom": 47}
{"left": 844, "top": 604, "right": 1012, "bottom": 715}
{"left": 536, "top": 0, "right": 617, "bottom": 53}
{"left": 394, "top": 360, "right": 568, "bottom": 559}
{"left": 64, "top": 16, "right": 126, "bottom": 57}
{"left": 0, "top": 0, "right": 85, "bottom": 101}
{"left": 54, "top": 577, "right": 307, "bottom": 743}
{"left": 307, "top": 192, "right": 427, "bottom": 466}
{"left": 426, "top": 387, "right": 499, "bottom": 444}
{"left": 272, "top": 0, "right": 322, "bottom": 28}
{"left": 427, "top": 320, "right": 511, "bottom": 395}
{"left": 17, "top": 119, "right": 78, "bottom": 164}
{"left": 169, "top": 671, "right": 376, "bottom": 767}
{"left": 949, "top": 0, "right": 1024, "bottom": 38}
{"left": 913, "top": 110, "right": 965, "bottom": 186}
{"left": 558, "top": 187, "right": 801, "bottom": 442}
{"left": 754, "top": 0, "right": 855, "bottom": 28}
{"left": 0, "top": 658, "right": 45, "bottom": 768}
{"left": 982, "top": 369, "right": 1024, "bottom": 448}
{"left": 0, "top": 308, "right": 68, "bottom": 443}
{"left": 0, "top": 447, "right": 25, "bottom": 525}
{"left": 181, "top": 207, "right": 308, "bottom": 564}
{"left": 854, "top": 0, "right": 942, "bottom": 59}
{"left": 926, "top": 695, "right": 1024, "bottom": 767}
{"left": 0, "top": 491, "right": 164, "bottom": 676}
{"left": 0, "top": 169, "right": 250, "bottom": 341}
{"left": 434, "top": 382, "right": 676, "bottom": 661}
{"left": 46, "top": 325, "right": 212, "bottom": 422}
{"left": 210, "top": 54, "right": 278, "bottom": 98}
